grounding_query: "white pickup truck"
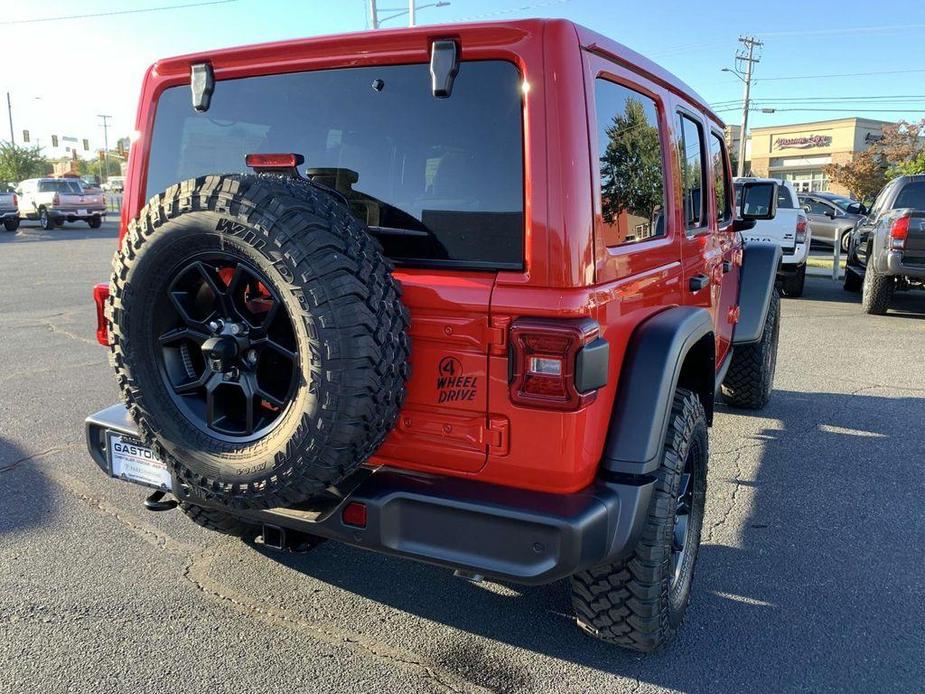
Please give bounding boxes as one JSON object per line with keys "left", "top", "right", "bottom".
{"left": 16, "top": 177, "right": 106, "bottom": 230}
{"left": 735, "top": 177, "right": 810, "bottom": 297}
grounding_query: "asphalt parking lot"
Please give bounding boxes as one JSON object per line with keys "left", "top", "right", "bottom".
{"left": 1, "top": 219, "right": 923, "bottom": 693}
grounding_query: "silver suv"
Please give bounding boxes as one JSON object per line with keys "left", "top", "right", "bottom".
{"left": 798, "top": 192, "right": 866, "bottom": 252}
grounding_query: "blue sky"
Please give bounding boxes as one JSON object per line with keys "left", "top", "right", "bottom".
{"left": 2, "top": 0, "right": 925, "bottom": 152}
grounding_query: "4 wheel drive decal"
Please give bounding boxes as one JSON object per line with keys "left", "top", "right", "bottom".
{"left": 436, "top": 356, "right": 477, "bottom": 403}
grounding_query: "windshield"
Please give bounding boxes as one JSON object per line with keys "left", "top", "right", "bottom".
{"left": 146, "top": 61, "right": 525, "bottom": 269}
{"left": 38, "top": 180, "right": 82, "bottom": 193}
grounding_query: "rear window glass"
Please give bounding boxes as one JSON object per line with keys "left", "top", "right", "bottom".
{"left": 39, "top": 180, "right": 81, "bottom": 193}
{"left": 894, "top": 181, "right": 925, "bottom": 210}
{"left": 146, "top": 61, "right": 525, "bottom": 270}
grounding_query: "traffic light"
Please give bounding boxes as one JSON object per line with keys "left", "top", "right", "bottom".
{"left": 51, "top": 134, "right": 58, "bottom": 148}
{"left": 22, "top": 130, "right": 30, "bottom": 143}
{"left": 83, "top": 139, "right": 89, "bottom": 151}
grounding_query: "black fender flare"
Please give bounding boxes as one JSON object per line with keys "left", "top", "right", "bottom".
{"left": 734, "top": 241, "right": 782, "bottom": 345}
{"left": 600, "top": 306, "right": 714, "bottom": 477}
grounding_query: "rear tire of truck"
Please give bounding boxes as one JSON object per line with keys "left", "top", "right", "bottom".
{"left": 88, "top": 216, "right": 102, "bottom": 229}
{"left": 108, "top": 174, "right": 411, "bottom": 510}
{"left": 39, "top": 208, "right": 53, "bottom": 231}
{"left": 861, "top": 265, "right": 894, "bottom": 315}
{"left": 570, "top": 388, "right": 707, "bottom": 652}
{"left": 2, "top": 218, "right": 18, "bottom": 232}
{"left": 721, "top": 289, "right": 780, "bottom": 409}
{"left": 780, "top": 263, "right": 805, "bottom": 298}
{"left": 180, "top": 503, "right": 260, "bottom": 538}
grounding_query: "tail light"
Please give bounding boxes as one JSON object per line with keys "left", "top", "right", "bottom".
{"left": 889, "top": 215, "right": 910, "bottom": 250}
{"left": 12, "top": 194, "right": 17, "bottom": 208}
{"left": 795, "top": 215, "right": 807, "bottom": 244}
{"left": 342, "top": 502, "right": 367, "bottom": 528}
{"left": 93, "top": 283, "right": 110, "bottom": 346}
{"left": 509, "top": 318, "right": 609, "bottom": 411}
{"left": 52, "top": 192, "right": 60, "bottom": 206}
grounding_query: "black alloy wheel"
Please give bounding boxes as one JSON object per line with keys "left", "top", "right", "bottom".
{"left": 155, "top": 252, "right": 299, "bottom": 443}
{"left": 671, "top": 447, "right": 696, "bottom": 589}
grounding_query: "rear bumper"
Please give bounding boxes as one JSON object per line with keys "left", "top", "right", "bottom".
{"left": 885, "top": 250, "right": 925, "bottom": 278}
{"left": 0, "top": 209, "right": 17, "bottom": 219}
{"left": 86, "top": 404, "right": 654, "bottom": 585}
{"left": 49, "top": 208, "right": 106, "bottom": 220}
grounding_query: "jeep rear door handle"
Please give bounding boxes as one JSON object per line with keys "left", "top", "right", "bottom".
{"left": 722, "top": 260, "right": 732, "bottom": 273}
{"left": 689, "top": 274, "right": 709, "bottom": 292}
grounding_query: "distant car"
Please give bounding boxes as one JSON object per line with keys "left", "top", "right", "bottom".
{"left": 798, "top": 192, "right": 865, "bottom": 252}
{"left": 0, "top": 184, "right": 19, "bottom": 232}
{"left": 736, "top": 177, "right": 810, "bottom": 297}
{"left": 79, "top": 180, "right": 103, "bottom": 194}
{"left": 103, "top": 176, "right": 125, "bottom": 193}
{"left": 16, "top": 177, "right": 106, "bottom": 230}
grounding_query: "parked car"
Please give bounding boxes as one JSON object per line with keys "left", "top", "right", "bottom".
{"left": 844, "top": 174, "right": 925, "bottom": 314}
{"left": 84, "top": 19, "right": 783, "bottom": 653}
{"left": 735, "top": 177, "right": 810, "bottom": 297}
{"left": 799, "top": 192, "right": 865, "bottom": 252}
{"left": 16, "top": 177, "right": 106, "bottom": 230}
{"left": 0, "top": 184, "right": 18, "bottom": 232}
{"left": 103, "top": 176, "right": 125, "bottom": 193}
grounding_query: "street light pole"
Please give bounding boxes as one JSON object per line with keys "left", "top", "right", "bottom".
{"left": 369, "top": 0, "right": 379, "bottom": 29}
{"left": 408, "top": 0, "right": 416, "bottom": 26}
{"left": 6, "top": 92, "right": 14, "bottom": 145}
{"left": 98, "top": 114, "right": 111, "bottom": 184}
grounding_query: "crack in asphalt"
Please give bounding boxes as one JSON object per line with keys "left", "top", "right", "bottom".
{"left": 0, "top": 446, "right": 76, "bottom": 474}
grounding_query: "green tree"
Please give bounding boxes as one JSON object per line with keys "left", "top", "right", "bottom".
{"left": 0, "top": 141, "right": 49, "bottom": 182}
{"left": 600, "top": 98, "right": 664, "bottom": 226}
{"left": 84, "top": 157, "right": 123, "bottom": 181}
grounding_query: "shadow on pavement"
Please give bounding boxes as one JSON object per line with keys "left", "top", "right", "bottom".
{"left": 0, "top": 222, "right": 119, "bottom": 244}
{"left": 252, "top": 387, "right": 924, "bottom": 692}
{"left": 0, "top": 438, "right": 55, "bottom": 535}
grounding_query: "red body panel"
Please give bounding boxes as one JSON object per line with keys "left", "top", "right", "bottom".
{"left": 119, "top": 19, "right": 738, "bottom": 495}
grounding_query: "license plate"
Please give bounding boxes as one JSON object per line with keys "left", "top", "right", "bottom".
{"left": 77, "top": 209, "right": 87, "bottom": 216}
{"left": 107, "top": 433, "right": 172, "bottom": 490}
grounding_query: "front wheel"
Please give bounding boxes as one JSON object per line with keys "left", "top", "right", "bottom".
{"left": 570, "top": 388, "right": 708, "bottom": 652}
{"left": 2, "top": 218, "right": 18, "bottom": 232}
{"left": 722, "top": 290, "right": 780, "bottom": 409}
{"left": 39, "top": 208, "right": 53, "bottom": 230}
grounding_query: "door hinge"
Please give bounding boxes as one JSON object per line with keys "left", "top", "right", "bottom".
{"left": 487, "top": 316, "right": 511, "bottom": 356}
{"left": 480, "top": 415, "right": 510, "bottom": 455}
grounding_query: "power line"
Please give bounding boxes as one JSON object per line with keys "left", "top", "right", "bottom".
{"left": 759, "top": 22, "right": 925, "bottom": 38}
{"left": 726, "top": 35, "right": 762, "bottom": 177}
{"left": 0, "top": 0, "right": 239, "bottom": 26}
{"left": 713, "top": 106, "right": 925, "bottom": 114}
{"left": 711, "top": 95, "right": 925, "bottom": 107}
{"left": 755, "top": 68, "right": 925, "bottom": 82}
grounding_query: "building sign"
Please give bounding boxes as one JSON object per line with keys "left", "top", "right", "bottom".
{"left": 774, "top": 134, "right": 832, "bottom": 150}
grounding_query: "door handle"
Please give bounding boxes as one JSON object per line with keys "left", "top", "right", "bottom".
{"left": 689, "top": 274, "right": 709, "bottom": 292}
{"left": 722, "top": 260, "right": 733, "bottom": 273}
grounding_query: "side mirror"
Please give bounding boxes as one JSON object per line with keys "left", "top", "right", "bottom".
{"left": 738, "top": 180, "right": 778, "bottom": 221}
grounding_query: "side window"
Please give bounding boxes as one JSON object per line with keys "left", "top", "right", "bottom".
{"left": 893, "top": 181, "right": 925, "bottom": 210}
{"left": 594, "top": 79, "right": 667, "bottom": 246}
{"left": 807, "top": 199, "right": 832, "bottom": 215}
{"left": 677, "top": 114, "right": 706, "bottom": 229}
{"left": 776, "top": 187, "right": 796, "bottom": 209}
{"left": 708, "top": 131, "right": 731, "bottom": 224}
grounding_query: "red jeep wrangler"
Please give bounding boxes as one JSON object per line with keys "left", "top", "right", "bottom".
{"left": 86, "top": 19, "right": 781, "bottom": 652}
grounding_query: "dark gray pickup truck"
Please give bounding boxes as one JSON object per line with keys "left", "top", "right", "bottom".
{"left": 844, "top": 174, "right": 925, "bottom": 314}
{"left": 0, "top": 188, "right": 18, "bottom": 232}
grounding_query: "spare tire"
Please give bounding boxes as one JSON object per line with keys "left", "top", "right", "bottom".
{"left": 107, "top": 174, "right": 410, "bottom": 509}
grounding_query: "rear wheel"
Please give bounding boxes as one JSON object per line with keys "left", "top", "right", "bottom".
{"left": 861, "top": 264, "right": 894, "bottom": 315}
{"left": 570, "top": 388, "right": 708, "bottom": 652}
{"left": 780, "top": 264, "right": 805, "bottom": 298}
{"left": 722, "top": 289, "right": 780, "bottom": 409}
{"left": 2, "top": 218, "right": 18, "bottom": 232}
{"left": 39, "top": 208, "right": 53, "bottom": 230}
{"left": 88, "top": 215, "right": 102, "bottom": 229}
{"left": 840, "top": 229, "right": 851, "bottom": 253}
{"left": 843, "top": 267, "right": 862, "bottom": 293}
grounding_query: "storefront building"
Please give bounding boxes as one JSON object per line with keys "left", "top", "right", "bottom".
{"left": 747, "top": 117, "right": 892, "bottom": 195}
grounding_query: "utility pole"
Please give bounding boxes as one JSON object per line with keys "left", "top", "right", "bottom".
{"left": 369, "top": 0, "right": 379, "bottom": 29}
{"left": 6, "top": 92, "right": 14, "bottom": 145}
{"left": 408, "top": 0, "right": 415, "bottom": 26}
{"left": 734, "top": 36, "right": 761, "bottom": 177}
{"left": 98, "top": 114, "right": 111, "bottom": 184}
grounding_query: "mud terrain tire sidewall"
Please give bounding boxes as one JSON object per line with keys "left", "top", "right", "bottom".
{"left": 861, "top": 264, "right": 894, "bottom": 315}
{"left": 108, "top": 175, "right": 410, "bottom": 509}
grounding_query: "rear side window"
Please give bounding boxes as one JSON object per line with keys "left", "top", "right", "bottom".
{"left": 677, "top": 114, "right": 706, "bottom": 229}
{"left": 146, "top": 61, "right": 525, "bottom": 270}
{"left": 594, "top": 79, "right": 667, "bottom": 246}
{"left": 708, "top": 132, "right": 731, "bottom": 224}
{"left": 776, "top": 186, "right": 796, "bottom": 209}
{"left": 894, "top": 181, "right": 925, "bottom": 210}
